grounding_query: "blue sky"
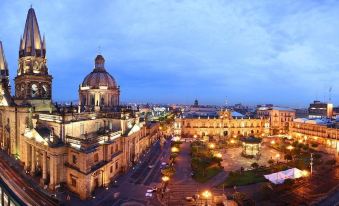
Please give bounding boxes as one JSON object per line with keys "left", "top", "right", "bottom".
{"left": 0, "top": 0, "right": 338, "bottom": 107}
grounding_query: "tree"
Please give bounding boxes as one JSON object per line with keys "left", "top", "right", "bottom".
{"left": 161, "top": 166, "right": 176, "bottom": 177}
{"left": 251, "top": 162, "right": 259, "bottom": 169}
{"left": 284, "top": 154, "right": 292, "bottom": 161}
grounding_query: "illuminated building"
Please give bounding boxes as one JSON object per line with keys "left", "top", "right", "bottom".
{"left": 308, "top": 100, "right": 333, "bottom": 119}
{"left": 174, "top": 109, "right": 268, "bottom": 141}
{"left": 289, "top": 118, "right": 339, "bottom": 151}
{"left": 0, "top": 8, "right": 160, "bottom": 199}
{"left": 256, "top": 106, "right": 295, "bottom": 135}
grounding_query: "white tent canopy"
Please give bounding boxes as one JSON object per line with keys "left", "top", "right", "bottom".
{"left": 264, "top": 168, "right": 305, "bottom": 184}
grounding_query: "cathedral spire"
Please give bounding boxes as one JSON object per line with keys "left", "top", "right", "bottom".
{"left": 0, "top": 41, "right": 8, "bottom": 74}
{"left": 19, "top": 7, "right": 45, "bottom": 58}
{"left": 15, "top": 7, "right": 52, "bottom": 102}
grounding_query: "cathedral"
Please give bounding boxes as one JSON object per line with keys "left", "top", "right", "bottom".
{"left": 0, "top": 8, "right": 160, "bottom": 199}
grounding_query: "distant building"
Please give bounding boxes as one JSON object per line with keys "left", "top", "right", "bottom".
{"left": 174, "top": 109, "right": 268, "bottom": 141}
{"left": 308, "top": 100, "right": 333, "bottom": 119}
{"left": 290, "top": 118, "right": 339, "bottom": 151}
{"left": 256, "top": 106, "right": 296, "bottom": 135}
{"left": 193, "top": 99, "right": 199, "bottom": 107}
{"left": 295, "top": 108, "right": 309, "bottom": 118}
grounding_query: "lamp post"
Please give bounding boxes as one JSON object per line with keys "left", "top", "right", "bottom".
{"left": 202, "top": 190, "right": 212, "bottom": 206}
{"left": 310, "top": 153, "right": 313, "bottom": 175}
{"left": 161, "top": 175, "right": 170, "bottom": 203}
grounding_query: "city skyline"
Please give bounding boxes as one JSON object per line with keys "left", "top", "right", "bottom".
{"left": 0, "top": 0, "right": 338, "bottom": 107}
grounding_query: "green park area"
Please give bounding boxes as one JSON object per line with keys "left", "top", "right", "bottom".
{"left": 191, "top": 141, "right": 223, "bottom": 183}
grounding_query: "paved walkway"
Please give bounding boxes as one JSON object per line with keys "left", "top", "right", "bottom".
{"left": 164, "top": 142, "right": 228, "bottom": 205}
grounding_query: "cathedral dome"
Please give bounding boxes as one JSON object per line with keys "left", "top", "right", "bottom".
{"left": 82, "top": 55, "right": 118, "bottom": 89}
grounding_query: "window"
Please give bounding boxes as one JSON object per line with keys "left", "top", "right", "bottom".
{"left": 71, "top": 176, "right": 77, "bottom": 187}
{"left": 72, "top": 155, "right": 77, "bottom": 164}
{"left": 115, "top": 144, "right": 119, "bottom": 152}
{"left": 110, "top": 166, "right": 113, "bottom": 173}
{"left": 90, "top": 95, "right": 95, "bottom": 106}
{"left": 115, "top": 161, "right": 119, "bottom": 170}
{"left": 94, "top": 153, "right": 99, "bottom": 162}
{"left": 96, "top": 122, "right": 100, "bottom": 131}
{"left": 111, "top": 146, "right": 114, "bottom": 154}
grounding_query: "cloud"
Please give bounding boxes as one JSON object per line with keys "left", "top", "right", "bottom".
{"left": 0, "top": 0, "right": 338, "bottom": 106}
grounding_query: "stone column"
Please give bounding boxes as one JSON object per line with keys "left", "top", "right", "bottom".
{"left": 42, "top": 151, "right": 47, "bottom": 181}
{"left": 49, "top": 155, "right": 56, "bottom": 190}
{"left": 24, "top": 143, "right": 31, "bottom": 170}
{"left": 30, "top": 146, "right": 36, "bottom": 174}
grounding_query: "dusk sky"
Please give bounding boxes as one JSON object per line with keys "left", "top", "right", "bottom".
{"left": 0, "top": 0, "right": 338, "bottom": 107}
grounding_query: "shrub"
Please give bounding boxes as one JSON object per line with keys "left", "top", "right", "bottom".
{"left": 313, "top": 153, "right": 322, "bottom": 159}
{"left": 161, "top": 166, "right": 176, "bottom": 177}
{"left": 325, "top": 159, "right": 336, "bottom": 165}
{"left": 284, "top": 154, "right": 293, "bottom": 161}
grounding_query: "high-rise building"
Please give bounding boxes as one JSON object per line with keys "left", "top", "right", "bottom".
{"left": 308, "top": 100, "right": 333, "bottom": 119}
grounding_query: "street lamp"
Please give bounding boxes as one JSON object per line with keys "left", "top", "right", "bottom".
{"left": 171, "top": 147, "right": 179, "bottom": 153}
{"left": 230, "top": 139, "right": 235, "bottom": 144}
{"left": 209, "top": 143, "right": 215, "bottom": 149}
{"left": 270, "top": 140, "right": 275, "bottom": 145}
{"left": 302, "top": 170, "right": 309, "bottom": 177}
{"left": 286, "top": 145, "right": 294, "bottom": 151}
{"left": 214, "top": 153, "right": 222, "bottom": 159}
{"left": 201, "top": 190, "right": 212, "bottom": 206}
{"left": 162, "top": 176, "right": 170, "bottom": 182}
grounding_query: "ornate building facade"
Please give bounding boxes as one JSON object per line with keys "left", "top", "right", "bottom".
{"left": 256, "top": 106, "right": 296, "bottom": 135}
{"left": 0, "top": 8, "right": 160, "bottom": 199}
{"left": 174, "top": 110, "right": 268, "bottom": 141}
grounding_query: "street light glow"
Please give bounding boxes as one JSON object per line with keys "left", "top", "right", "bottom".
{"left": 202, "top": 190, "right": 212, "bottom": 199}
{"left": 209, "top": 143, "right": 215, "bottom": 149}
{"left": 302, "top": 170, "right": 309, "bottom": 177}
{"left": 162, "top": 176, "right": 170, "bottom": 182}
{"left": 214, "top": 153, "right": 222, "bottom": 158}
{"left": 171, "top": 147, "right": 179, "bottom": 153}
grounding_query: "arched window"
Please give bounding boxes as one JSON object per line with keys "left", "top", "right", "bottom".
{"left": 90, "top": 95, "right": 95, "bottom": 106}
{"left": 101, "top": 96, "right": 105, "bottom": 106}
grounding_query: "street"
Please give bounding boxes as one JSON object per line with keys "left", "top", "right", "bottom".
{"left": 62, "top": 139, "right": 171, "bottom": 206}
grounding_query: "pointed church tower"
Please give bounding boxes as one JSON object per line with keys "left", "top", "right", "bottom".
{"left": 0, "top": 41, "right": 14, "bottom": 106}
{"left": 15, "top": 7, "right": 52, "bottom": 104}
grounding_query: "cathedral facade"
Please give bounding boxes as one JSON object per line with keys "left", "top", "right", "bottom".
{"left": 0, "top": 8, "right": 160, "bottom": 199}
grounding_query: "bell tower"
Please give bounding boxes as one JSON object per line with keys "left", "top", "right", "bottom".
{"left": 14, "top": 7, "right": 52, "bottom": 104}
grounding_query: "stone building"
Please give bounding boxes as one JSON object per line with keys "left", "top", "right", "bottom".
{"left": 174, "top": 110, "right": 268, "bottom": 141}
{"left": 289, "top": 118, "right": 339, "bottom": 152}
{"left": 256, "top": 106, "right": 295, "bottom": 135}
{"left": 0, "top": 8, "right": 160, "bottom": 199}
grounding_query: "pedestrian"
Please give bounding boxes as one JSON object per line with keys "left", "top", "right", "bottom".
{"left": 66, "top": 194, "right": 70, "bottom": 201}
